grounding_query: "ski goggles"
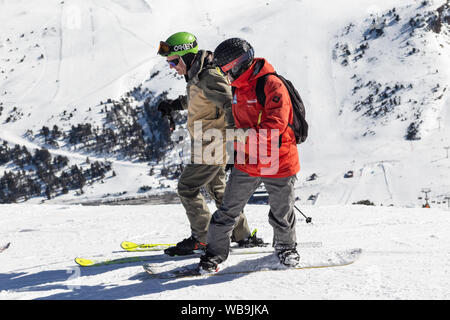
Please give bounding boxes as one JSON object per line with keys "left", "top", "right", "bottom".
{"left": 216, "top": 49, "right": 254, "bottom": 76}
{"left": 167, "top": 58, "right": 180, "bottom": 67}
{"left": 157, "top": 40, "right": 198, "bottom": 57}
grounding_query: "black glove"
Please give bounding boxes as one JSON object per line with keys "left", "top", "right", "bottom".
{"left": 225, "top": 162, "right": 234, "bottom": 172}
{"left": 157, "top": 99, "right": 183, "bottom": 116}
{"left": 225, "top": 150, "right": 237, "bottom": 172}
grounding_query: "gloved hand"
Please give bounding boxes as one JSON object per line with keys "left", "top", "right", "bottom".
{"left": 225, "top": 162, "right": 234, "bottom": 172}
{"left": 225, "top": 150, "right": 237, "bottom": 172}
{"left": 157, "top": 98, "right": 183, "bottom": 116}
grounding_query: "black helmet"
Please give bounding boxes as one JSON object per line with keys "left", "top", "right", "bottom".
{"left": 213, "top": 38, "right": 254, "bottom": 80}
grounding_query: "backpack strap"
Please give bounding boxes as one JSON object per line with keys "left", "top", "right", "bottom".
{"left": 255, "top": 73, "right": 298, "bottom": 140}
{"left": 235, "top": 72, "right": 295, "bottom": 133}
{"left": 232, "top": 70, "right": 274, "bottom": 106}
{"left": 255, "top": 73, "right": 276, "bottom": 126}
{"left": 255, "top": 73, "right": 292, "bottom": 129}
{"left": 255, "top": 73, "right": 276, "bottom": 107}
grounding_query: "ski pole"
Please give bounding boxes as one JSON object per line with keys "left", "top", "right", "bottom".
{"left": 294, "top": 205, "right": 312, "bottom": 224}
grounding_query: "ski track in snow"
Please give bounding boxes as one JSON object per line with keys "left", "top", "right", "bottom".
{"left": 98, "top": 2, "right": 153, "bottom": 48}
{"left": 52, "top": 2, "right": 64, "bottom": 104}
{"left": 379, "top": 162, "right": 394, "bottom": 202}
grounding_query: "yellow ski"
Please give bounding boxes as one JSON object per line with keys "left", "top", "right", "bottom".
{"left": 120, "top": 241, "right": 175, "bottom": 252}
{"left": 75, "top": 256, "right": 157, "bottom": 267}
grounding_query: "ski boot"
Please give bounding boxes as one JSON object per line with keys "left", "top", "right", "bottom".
{"left": 164, "top": 236, "right": 206, "bottom": 256}
{"left": 199, "top": 251, "right": 223, "bottom": 273}
{"left": 237, "top": 229, "right": 267, "bottom": 248}
{"left": 276, "top": 247, "right": 300, "bottom": 267}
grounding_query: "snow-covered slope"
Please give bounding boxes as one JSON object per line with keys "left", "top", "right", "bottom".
{"left": 1, "top": 0, "right": 450, "bottom": 301}
{"left": 1, "top": 0, "right": 449, "bottom": 207}
{"left": 333, "top": 1, "right": 450, "bottom": 140}
{"left": 0, "top": 203, "right": 449, "bottom": 299}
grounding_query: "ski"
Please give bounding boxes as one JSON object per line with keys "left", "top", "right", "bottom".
{"left": 120, "top": 240, "right": 323, "bottom": 253}
{"left": 120, "top": 240, "right": 270, "bottom": 252}
{"left": 120, "top": 230, "right": 270, "bottom": 252}
{"left": 143, "top": 248, "right": 362, "bottom": 279}
{"left": 75, "top": 247, "right": 275, "bottom": 267}
{"left": 75, "top": 256, "right": 156, "bottom": 267}
{"left": 120, "top": 241, "right": 175, "bottom": 252}
{"left": 0, "top": 242, "right": 10, "bottom": 253}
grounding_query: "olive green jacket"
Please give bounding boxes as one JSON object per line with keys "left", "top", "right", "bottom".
{"left": 179, "top": 50, "right": 233, "bottom": 165}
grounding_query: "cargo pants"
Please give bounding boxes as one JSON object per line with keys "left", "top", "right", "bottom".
{"left": 177, "top": 164, "right": 250, "bottom": 244}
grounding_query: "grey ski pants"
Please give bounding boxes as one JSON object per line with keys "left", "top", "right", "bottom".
{"left": 207, "top": 167, "right": 297, "bottom": 261}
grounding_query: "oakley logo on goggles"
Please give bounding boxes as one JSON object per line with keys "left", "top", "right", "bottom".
{"left": 158, "top": 40, "right": 198, "bottom": 56}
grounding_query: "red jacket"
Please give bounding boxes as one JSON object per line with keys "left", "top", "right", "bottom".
{"left": 231, "top": 58, "right": 300, "bottom": 178}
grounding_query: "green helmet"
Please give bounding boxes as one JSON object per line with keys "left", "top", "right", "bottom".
{"left": 158, "top": 32, "right": 199, "bottom": 57}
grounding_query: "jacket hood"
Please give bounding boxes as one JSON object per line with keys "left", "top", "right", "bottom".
{"left": 186, "top": 50, "right": 213, "bottom": 82}
{"left": 230, "top": 58, "right": 275, "bottom": 88}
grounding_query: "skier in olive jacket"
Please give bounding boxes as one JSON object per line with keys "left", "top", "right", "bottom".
{"left": 156, "top": 32, "right": 264, "bottom": 256}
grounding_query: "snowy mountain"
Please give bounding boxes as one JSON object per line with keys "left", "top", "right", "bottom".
{"left": 1, "top": 0, "right": 450, "bottom": 301}
{"left": 0, "top": 0, "right": 449, "bottom": 208}
{"left": 1, "top": 0, "right": 449, "bottom": 208}
{"left": 333, "top": 1, "right": 449, "bottom": 140}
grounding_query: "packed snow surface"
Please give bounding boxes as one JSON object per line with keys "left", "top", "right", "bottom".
{"left": 0, "top": 203, "right": 449, "bottom": 299}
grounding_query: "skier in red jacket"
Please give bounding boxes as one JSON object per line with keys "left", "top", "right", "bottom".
{"left": 199, "top": 38, "right": 301, "bottom": 271}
